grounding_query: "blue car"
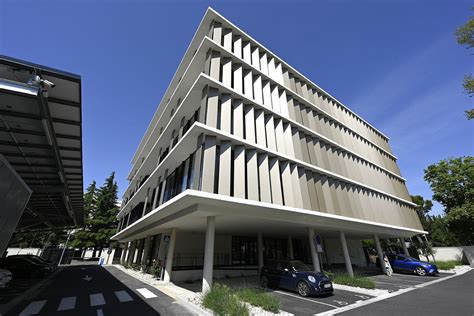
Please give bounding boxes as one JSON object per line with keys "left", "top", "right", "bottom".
{"left": 388, "top": 254, "right": 438, "bottom": 276}
{"left": 260, "top": 260, "right": 333, "bottom": 297}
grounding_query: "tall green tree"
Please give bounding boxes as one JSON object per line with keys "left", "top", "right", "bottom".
{"left": 90, "top": 173, "right": 119, "bottom": 256}
{"left": 455, "top": 7, "right": 474, "bottom": 119}
{"left": 424, "top": 157, "right": 474, "bottom": 245}
{"left": 411, "top": 195, "right": 433, "bottom": 232}
{"left": 71, "top": 174, "right": 119, "bottom": 256}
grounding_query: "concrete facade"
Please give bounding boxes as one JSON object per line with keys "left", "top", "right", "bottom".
{"left": 112, "top": 8, "right": 425, "bottom": 289}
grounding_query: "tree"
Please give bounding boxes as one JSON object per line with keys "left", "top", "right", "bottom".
{"left": 90, "top": 173, "right": 119, "bottom": 256}
{"left": 411, "top": 195, "right": 433, "bottom": 232}
{"left": 455, "top": 8, "right": 474, "bottom": 119}
{"left": 71, "top": 173, "right": 119, "bottom": 256}
{"left": 424, "top": 157, "right": 474, "bottom": 244}
{"left": 70, "top": 181, "right": 97, "bottom": 251}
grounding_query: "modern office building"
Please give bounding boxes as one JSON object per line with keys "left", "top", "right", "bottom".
{"left": 0, "top": 56, "right": 84, "bottom": 254}
{"left": 112, "top": 8, "right": 424, "bottom": 291}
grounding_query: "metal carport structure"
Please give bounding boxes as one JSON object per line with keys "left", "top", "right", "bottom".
{"left": 0, "top": 55, "right": 84, "bottom": 233}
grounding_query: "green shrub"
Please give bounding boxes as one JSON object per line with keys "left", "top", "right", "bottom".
{"left": 330, "top": 272, "right": 375, "bottom": 289}
{"left": 122, "top": 261, "right": 130, "bottom": 269}
{"left": 150, "top": 260, "right": 163, "bottom": 278}
{"left": 435, "top": 260, "right": 463, "bottom": 270}
{"left": 130, "top": 263, "right": 141, "bottom": 271}
{"left": 235, "top": 288, "right": 280, "bottom": 313}
{"left": 202, "top": 283, "right": 248, "bottom": 316}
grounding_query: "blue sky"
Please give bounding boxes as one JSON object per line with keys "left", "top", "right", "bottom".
{"left": 1, "top": 0, "right": 472, "bottom": 215}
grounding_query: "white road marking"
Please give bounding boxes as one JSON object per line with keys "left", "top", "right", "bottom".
{"left": 373, "top": 281, "right": 410, "bottom": 288}
{"left": 136, "top": 288, "right": 157, "bottom": 299}
{"left": 19, "top": 300, "right": 47, "bottom": 315}
{"left": 274, "top": 290, "right": 338, "bottom": 308}
{"left": 354, "top": 294, "right": 370, "bottom": 300}
{"left": 332, "top": 299, "right": 348, "bottom": 306}
{"left": 57, "top": 296, "right": 77, "bottom": 311}
{"left": 97, "top": 309, "right": 104, "bottom": 316}
{"left": 115, "top": 290, "right": 134, "bottom": 302}
{"left": 90, "top": 293, "right": 106, "bottom": 306}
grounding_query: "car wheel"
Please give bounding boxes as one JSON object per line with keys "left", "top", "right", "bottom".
{"left": 297, "top": 281, "right": 310, "bottom": 297}
{"left": 415, "top": 266, "right": 427, "bottom": 276}
{"left": 260, "top": 276, "right": 269, "bottom": 289}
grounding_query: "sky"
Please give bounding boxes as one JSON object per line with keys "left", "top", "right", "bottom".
{"left": 1, "top": 0, "right": 472, "bottom": 216}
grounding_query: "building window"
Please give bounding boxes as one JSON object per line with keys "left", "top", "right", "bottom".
{"left": 232, "top": 236, "right": 257, "bottom": 265}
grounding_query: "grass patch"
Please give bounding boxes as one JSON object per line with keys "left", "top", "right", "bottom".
{"left": 435, "top": 260, "right": 463, "bottom": 270}
{"left": 235, "top": 288, "right": 280, "bottom": 313}
{"left": 202, "top": 283, "right": 249, "bottom": 316}
{"left": 328, "top": 272, "right": 375, "bottom": 289}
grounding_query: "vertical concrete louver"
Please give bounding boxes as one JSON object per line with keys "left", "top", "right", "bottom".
{"left": 116, "top": 8, "right": 423, "bottom": 236}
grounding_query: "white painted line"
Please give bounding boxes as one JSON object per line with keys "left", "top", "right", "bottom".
{"left": 19, "top": 300, "right": 47, "bottom": 315}
{"left": 115, "top": 290, "right": 134, "bottom": 302}
{"left": 373, "top": 281, "right": 410, "bottom": 288}
{"left": 136, "top": 288, "right": 157, "bottom": 299}
{"left": 97, "top": 309, "right": 104, "bottom": 316}
{"left": 274, "top": 290, "right": 338, "bottom": 309}
{"left": 90, "top": 293, "right": 106, "bottom": 306}
{"left": 57, "top": 296, "right": 77, "bottom": 311}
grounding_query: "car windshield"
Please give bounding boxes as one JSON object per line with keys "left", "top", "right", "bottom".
{"left": 290, "top": 261, "right": 311, "bottom": 271}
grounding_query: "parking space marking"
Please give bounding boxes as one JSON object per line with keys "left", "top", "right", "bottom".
{"left": 19, "top": 300, "right": 47, "bottom": 315}
{"left": 90, "top": 293, "right": 106, "bottom": 306}
{"left": 115, "top": 290, "right": 134, "bottom": 302}
{"left": 373, "top": 281, "right": 410, "bottom": 288}
{"left": 136, "top": 288, "right": 157, "bottom": 299}
{"left": 332, "top": 299, "right": 348, "bottom": 306}
{"left": 57, "top": 296, "right": 77, "bottom": 311}
{"left": 274, "top": 290, "right": 338, "bottom": 308}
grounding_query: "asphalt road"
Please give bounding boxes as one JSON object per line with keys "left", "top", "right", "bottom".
{"left": 339, "top": 270, "right": 474, "bottom": 316}
{"left": 7, "top": 265, "right": 194, "bottom": 316}
{"left": 369, "top": 272, "right": 450, "bottom": 292}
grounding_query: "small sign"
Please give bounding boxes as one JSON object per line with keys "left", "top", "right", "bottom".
{"left": 314, "top": 234, "right": 323, "bottom": 253}
{"left": 163, "top": 235, "right": 171, "bottom": 243}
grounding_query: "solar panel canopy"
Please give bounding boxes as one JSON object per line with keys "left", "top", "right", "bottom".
{"left": 0, "top": 55, "right": 84, "bottom": 229}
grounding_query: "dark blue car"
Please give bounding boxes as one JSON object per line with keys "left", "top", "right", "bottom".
{"left": 260, "top": 260, "right": 333, "bottom": 297}
{"left": 388, "top": 254, "right": 438, "bottom": 276}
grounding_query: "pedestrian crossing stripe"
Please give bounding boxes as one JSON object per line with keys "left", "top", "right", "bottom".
{"left": 19, "top": 288, "right": 157, "bottom": 315}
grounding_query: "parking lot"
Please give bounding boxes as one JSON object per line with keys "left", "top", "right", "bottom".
{"left": 369, "top": 272, "right": 452, "bottom": 292}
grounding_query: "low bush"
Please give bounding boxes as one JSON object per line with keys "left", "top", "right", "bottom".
{"left": 202, "top": 283, "right": 249, "bottom": 316}
{"left": 235, "top": 288, "right": 280, "bottom": 313}
{"left": 130, "top": 263, "right": 141, "bottom": 271}
{"left": 435, "top": 260, "right": 463, "bottom": 270}
{"left": 150, "top": 260, "right": 163, "bottom": 278}
{"left": 329, "top": 272, "right": 375, "bottom": 289}
{"left": 122, "top": 261, "right": 130, "bottom": 269}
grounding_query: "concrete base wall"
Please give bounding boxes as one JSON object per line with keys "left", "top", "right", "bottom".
{"left": 172, "top": 267, "right": 258, "bottom": 282}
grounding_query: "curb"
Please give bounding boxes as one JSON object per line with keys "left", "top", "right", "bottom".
{"left": 0, "top": 268, "right": 62, "bottom": 316}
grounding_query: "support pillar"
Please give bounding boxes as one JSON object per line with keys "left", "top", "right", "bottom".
{"left": 163, "top": 228, "right": 176, "bottom": 283}
{"left": 288, "top": 236, "right": 294, "bottom": 260}
{"left": 127, "top": 240, "right": 137, "bottom": 264}
{"left": 400, "top": 237, "right": 409, "bottom": 256}
{"left": 340, "top": 231, "right": 353, "bottom": 277}
{"left": 141, "top": 236, "right": 152, "bottom": 268}
{"left": 120, "top": 242, "right": 129, "bottom": 263}
{"left": 258, "top": 233, "right": 264, "bottom": 271}
{"left": 308, "top": 228, "right": 321, "bottom": 273}
{"left": 374, "top": 234, "right": 387, "bottom": 275}
{"left": 202, "top": 216, "right": 216, "bottom": 293}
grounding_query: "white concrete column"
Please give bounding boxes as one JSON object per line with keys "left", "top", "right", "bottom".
{"left": 308, "top": 228, "right": 321, "bottom": 273}
{"left": 258, "top": 233, "right": 264, "bottom": 271}
{"left": 163, "top": 228, "right": 177, "bottom": 283}
{"left": 141, "top": 236, "right": 152, "bottom": 268}
{"left": 340, "top": 231, "right": 354, "bottom": 277}
{"left": 202, "top": 217, "right": 216, "bottom": 293}
{"left": 400, "top": 237, "right": 409, "bottom": 256}
{"left": 127, "top": 240, "right": 137, "bottom": 264}
{"left": 120, "top": 242, "right": 129, "bottom": 263}
{"left": 374, "top": 234, "right": 387, "bottom": 275}
{"left": 288, "top": 236, "right": 294, "bottom": 260}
